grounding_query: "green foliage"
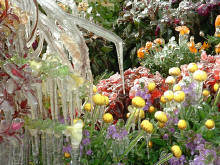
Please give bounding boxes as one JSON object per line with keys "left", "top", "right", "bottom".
{"left": 82, "top": 0, "right": 219, "bottom": 77}
{"left": 93, "top": 70, "right": 114, "bottom": 84}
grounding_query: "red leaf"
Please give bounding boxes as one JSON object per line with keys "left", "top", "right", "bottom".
{"left": 11, "top": 68, "right": 25, "bottom": 79}
{"left": 20, "top": 99, "right": 27, "bottom": 109}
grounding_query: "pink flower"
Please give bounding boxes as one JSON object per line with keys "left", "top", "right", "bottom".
{"left": 201, "top": 51, "right": 208, "bottom": 61}
{"left": 11, "top": 122, "right": 23, "bottom": 130}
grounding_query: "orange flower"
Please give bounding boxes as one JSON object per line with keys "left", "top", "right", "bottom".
{"left": 145, "top": 41, "right": 153, "bottom": 50}
{"left": 187, "top": 41, "right": 197, "bottom": 54}
{"left": 215, "top": 32, "right": 220, "bottom": 38}
{"left": 216, "top": 43, "right": 220, "bottom": 54}
{"left": 154, "top": 38, "right": 165, "bottom": 45}
{"left": 137, "top": 47, "right": 145, "bottom": 58}
{"left": 215, "top": 15, "right": 220, "bottom": 27}
{"left": 175, "top": 26, "right": 190, "bottom": 35}
{"left": 199, "top": 42, "right": 209, "bottom": 52}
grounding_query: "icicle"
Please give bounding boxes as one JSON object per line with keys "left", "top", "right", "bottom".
{"left": 49, "top": 79, "right": 55, "bottom": 120}
{"left": 41, "top": 133, "right": 47, "bottom": 165}
{"left": 54, "top": 79, "right": 59, "bottom": 120}
{"left": 35, "top": 83, "right": 44, "bottom": 118}
{"left": 46, "top": 133, "right": 53, "bottom": 165}
{"left": 69, "top": 90, "right": 74, "bottom": 124}
{"left": 60, "top": 78, "right": 68, "bottom": 124}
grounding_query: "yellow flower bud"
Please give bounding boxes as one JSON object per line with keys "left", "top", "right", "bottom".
{"left": 158, "top": 122, "right": 165, "bottom": 128}
{"left": 104, "top": 96, "right": 109, "bottom": 105}
{"left": 171, "top": 145, "right": 182, "bottom": 158}
{"left": 132, "top": 96, "right": 146, "bottom": 108}
{"left": 93, "top": 85, "right": 97, "bottom": 93}
{"left": 64, "top": 152, "right": 71, "bottom": 158}
{"left": 205, "top": 119, "right": 215, "bottom": 129}
{"left": 134, "top": 109, "right": 145, "bottom": 119}
{"left": 148, "top": 82, "right": 156, "bottom": 92}
{"left": 155, "top": 111, "right": 168, "bottom": 123}
{"left": 187, "top": 63, "right": 198, "bottom": 73}
{"left": 103, "top": 113, "right": 113, "bottom": 123}
{"left": 202, "top": 89, "right": 210, "bottom": 97}
{"left": 148, "top": 106, "right": 155, "bottom": 113}
{"left": 126, "top": 113, "right": 131, "bottom": 118}
{"left": 165, "top": 76, "right": 176, "bottom": 85}
{"left": 173, "top": 84, "right": 182, "bottom": 91}
{"left": 193, "top": 70, "right": 207, "bottom": 81}
{"left": 178, "top": 120, "right": 187, "bottom": 130}
{"left": 141, "top": 120, "right": 153, "bottom": 133}
{"left": 148, "top": 141, "right": 153, "bottom": 148}
{"left": 160, "top": 95, "right": 166, "bottom": 104}
{"left": 169, "top": 67, "right": 181, "bottom": 76}
{"left": 214, "top": 83, "right": 219, "bottom": 92}
{"left": 174, "top": 91, "right": 185, "bottom": 103}
{"left": 164, "top": 90, "right": 174, "bottom": 101}
{"left": 92, "top": 94, "right": 105, "bottom": 105}
{"left": 84, "top": 103, "right": 92, "bottom": 112}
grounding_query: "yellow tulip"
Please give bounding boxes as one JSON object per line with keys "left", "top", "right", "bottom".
{"left": 148, "top": 82, "right": 156, "bottom": 92}
{"left": 178, "top": 120, "right": 187, "bottom": 130}
{"left": 174, "top": 91, "right": 185, "bottom": 103}
{"left": 205, "top": 119, "right": 215, "bottom": 129}
{"left": 171, "top": 145, "right": 182, "bottom": 158}
{"left": 169, "top": 67, "right": 181, "bottom": 76}
{"left": 84, "top": 103, "right": 92, "bottom": 112}
{"left": 187, "top": 63, "right": 198, "bottom": 73}
{"left": 148, "top": 106, "right": 155, "bottom": 113}
{"left": 165, "top": 76, "right": 176, "bottom": 85}
{"left": 214, "top": 83, "right": 219, "bottom": 92}
{"left": 141, "top": 120, "right": 153, "bottom": 133}
{"left": 155, "top": 111, "right": 168, "bottom": 123}
{"left": 173, "top": 84, "right": 182, "bottom": 91}
{"left": 202, "top": 89, "right": 210, "bottom": 97}
{"left": 164, "top": 90, "right": 174, "bottom": 101}
{"left": 103, "top": 113, "right": 113, "bottom": 123}
{"left": 193, "top": 70, "right": 207, "bottom": 82}
{"left": 132, "top": 96, "right": 146, "bottom": 108}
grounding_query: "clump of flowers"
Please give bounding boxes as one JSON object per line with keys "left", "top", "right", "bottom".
{"left": 137, "top": 34, "right": 201, "bottom": 77}
{"left": 96, "top": 67, "right": 167, "bottom": 120}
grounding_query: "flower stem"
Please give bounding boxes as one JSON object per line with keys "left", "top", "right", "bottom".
{"left": 213, "top": 88, "right": 220, "bottom": 109}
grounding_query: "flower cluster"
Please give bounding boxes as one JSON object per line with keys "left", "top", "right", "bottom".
{"left": 96, "top": 67, "right": 167, "bottom": 120}
{"left": 107, "top": 125, "right": 128, "bottom": 140}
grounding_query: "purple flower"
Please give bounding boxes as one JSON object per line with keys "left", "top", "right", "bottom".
{"left": 136, "top": 89, "right": 152, "bottom": 111}
{"left": 169, "top": 155, "right": 186, "bottom": 165}
{"left": 63, "top": 145, "right": 72, "bottom": 153}
{"left": 80, "top": 144, "right": 83, "bottom": 157}
{"left": 83, "top": 130, "right": 90, "bottom": 137}
{"left": 120, "top": 130, "right": 128, "bottom": 137}
{"left": 186, "top": 142, "right": 196, "bottom": 155}
{"left": 163, "top": 134, "right": 169, "bottom": 140}
{"left": 197, "top": 4, "right": 210, "bottom": 16}
{"left": 82, "top": 138, "right": 90, "bottom": 146}
{"left": 107, "top": 125, "right": 117, "bottom": 137}
{"left": 112, "top": 132, "right": 120, "bottom": 139}
{"left": 169, "top": 128, "right": 175, "bottom": 133}
{"left": 107, "top": 125, "right": 128, "bottom": 140}
{"left": 86, "top": 149, "right": 92, "bottom": 156}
